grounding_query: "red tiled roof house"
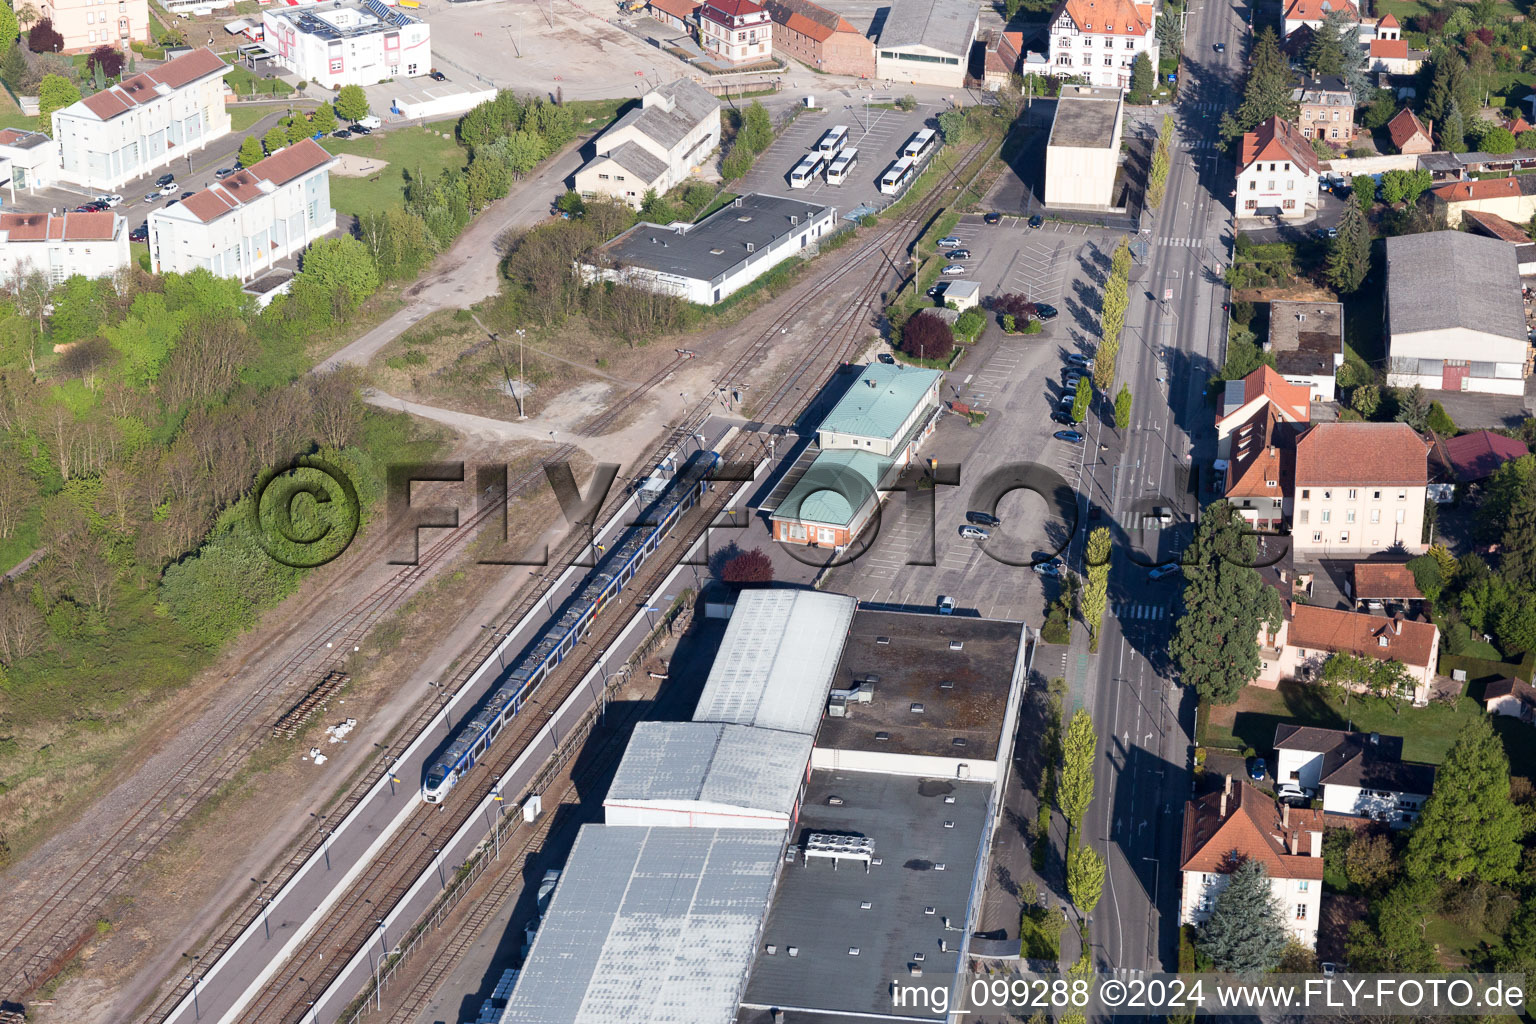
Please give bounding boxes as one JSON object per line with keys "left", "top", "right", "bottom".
{"left": 1237, "top": 115, "right": 1320, "bottom": 220}
{"left": 763, "top": 0, "right": 874, "bottom": 76}
{"left": 0, "top": 210, "right": 129, "bottom": 286}
{"left": 1291, "top": 422, "right": 1429, "bottom": 556}
{"left": 699, "top": 0, "right": 772, "bottom": 65}
{"left": 1386, "top": 107, "right": 1432, "bottom": 154}
{"left": 1257, "top": 601, "right": 1440, "bottom": 704}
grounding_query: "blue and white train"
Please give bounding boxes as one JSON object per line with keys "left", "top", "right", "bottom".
{"left": 421, "top": 450, "right": 720, "bottom": 803}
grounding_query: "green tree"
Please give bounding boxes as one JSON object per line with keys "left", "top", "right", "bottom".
{"left": 237, "top": 135, "right": 264, "bottom": 168}
{"left": 1350, "top": 382, "right": 1379, "bottom": 417}
{"left": 1170, "top": 500, "right": 1285, "bottom": 704}
{"left": 555, "top": 189, "right": 585, "bottom": 217}
{"left": 1344, "top": 878, "right": 1439, "bottom": 971}
{"left": 262, "top": 123, "right": 289, "bottom": 155}
{"left": 1351, "top": 172, "right": 1376, "bottom": 207}
{"left": 1394, "top": 383, "right": 1429, "bottom": 431}
{"left": 1068, "top": 843, "right": 1105, "bottom": 915}
{"left": 466, "top": 152, "right": 511, "bottom": 210}
{"left": 937, "top": 108, "right": 972, "bottom": 144}
{"left": 1320, "top": 652, "right": 1414, "bottom": 705}
{"left": 1496, "top": 587, "right": 1536, "bottom": 654}
{"left": 1325, "top": 185, "right": 1370, "bottom": 294}
{"left": 300, "top": 236, "right": 379, "bottom": 313}
{"left": 1498, "top": 463, "right": 1536, "bottom": 584}
{"left": 738, "top": 100, "right": 773, "bottom": 154}
{"left": 1058, "top": 708, "right": 1097, "bottom": 832}
{"left": 1440, "top": 99, "right": 1467, "bottom": 154}
{"left": 1218, "top": 30, "right": 1298, "bottom": 142}
{"left": 1002, "top": 313, "right": 1016, "bottom": 333}
{"left": 1483, "top": 125, "right": 1516, "bottom": 155}
{"left": 501, "top": 129, "right": 548, "bottom": 177}
{"left": 1405, "top": 716, "right": 1526, "bottom": 884}
{"left": 1147, "top": 114, "right": 1172, "bottom": 209}
{"left": 1156, "top": 8, "right": 1182, "bottom": 63}
{"left": 36, "top": 73, "right": 79, "bottom": 125}
{"left": 0, "top": 44, "right": 25, "bottom": 89}
{"left": 1426, "top": 400, "right": 1455, "bottom": 436}
{"left": 309, "top": 103, "right": 337, "bottom": 136}
{"left": 1083, "top": 527, "right": 1111, "bottom": 651}
{"left": 1343, "top": 832, "right": 1396, "bottom": 892}
{"left": 284, "top": 114, "right": 309, "bottom": 147}
{"left": 1424, "top": 52, "right": 1471, "bottom": 129}
{"left": 334, "top": 83, "right": 369, "bottom": 123}
{"left": 1304, "top": 7, "right": 1353, "bottom": 76}
{"left": 1128, "top": 52, "right": 1153, "bottom": 102}
{"left": 1197, "top": 859, "right": 1289, "bottom": 972}
{"left": 1070, "top": 375, "right": 1091, "bottom": 424}
{"left": 1478, "top": 455, "right": 1535, "bottom": 544}
{"left": 1114, "top": 384, "right": 1132, "bottom": 431}
{"left": 0, "top": 2, "right": 16, "bottom": 58}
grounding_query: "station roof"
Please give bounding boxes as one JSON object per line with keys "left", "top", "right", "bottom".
{"left": 819, "top": 362, "right": 942, "bottom": 441}
{"left": 503, "top": 826, "right": 782, "bottom": 1024}
{"left": 814, "top": 610, "right": 1026, "bottom": 761}
{"left": 770, "top": 448, "right": 890, "bottom": 527}
{"left": 605, "top": 721, "right": 813, "bottom": 820}
{"left": 694, "top": 589, "right": 857, "bottom": 735}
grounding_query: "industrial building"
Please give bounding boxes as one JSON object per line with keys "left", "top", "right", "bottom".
{"left": 262, "top": 0, "right": 430, "bottom": 89}
{"left": 579, "top": 193, "right": 836, "bottom": 306}
{"left": 501, "top": 588, "right": 1031, "bottom": 1024}
{"left": 875, "top": 0, "right": 979, "bottom": 88}
{"left": 573, "top": 78, "right": 721, "bottom": 208}
{"left": 1044, "top": 85, "right": 1123, "bottom": 209}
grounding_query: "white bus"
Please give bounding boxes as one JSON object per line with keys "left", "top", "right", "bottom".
{"left": 878, "top": 156, "right": 915, "bottom": 195}
{"left": 826, "top": 147, "right": 858, "bottom": 185}
{"left": 901, "top": 128, "right": 938, "bottom": 161}
{"left": 789, "top": 152, "right": 827, "bottom": 188}
{"left": 815, "top": 125, "right": 850, "bottom": 155}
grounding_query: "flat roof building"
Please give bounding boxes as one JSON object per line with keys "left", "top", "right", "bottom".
{"left": 0, "top": 129, "right": 58, "bottom": 198}
{"left": 262, "top": 0, "right": 430, "bottom": 89}
{"left": 1045, "top": 85, "right": 1123, "bottom": 209}
{"left": 1266, "top": 300, "right": 1343, "bottom": 402}
{"left": 876, "top": 0, "right": 979, "bottom": 88}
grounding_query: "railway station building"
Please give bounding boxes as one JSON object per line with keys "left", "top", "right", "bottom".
{"left": 767, "top": 362, "right": 942, "bottom": 548}
{"left": 502, "top": 589, "right": 1031, "bottom": 1024}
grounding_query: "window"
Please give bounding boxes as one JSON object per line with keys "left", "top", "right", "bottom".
{"left": 1248, "top": 180, "right": 1255, "bottom": 190}
{"left": 1323, "top": 490, "right": 1332, "bottom": 500}
{"left": 1058, "top": 36, "right": 1072, "bottom": 46}
{"left": 1312, "top": 532, "right": 1322, "bottom": 542}
{"left": 1340, "top": 531, "right": 1350, "bottom": 543}
{"left": 1301, "top": 489, "right": 1310, "bottom": 499}
{"left": 1397, "top": 490, "right": 1407, "bottom": 500}
{"left": 1245, "top": 199, "right": 1258, "bottom": 210}
{"left": 1346, "top": 510, "right": 1356, "bottom": 524}
{"left": 1286, "top": 180, "right": 1294, "bottom": 189}
{"left": 615, "top": 175, "right": 625, "bottom": 181}
{"left": 1084, "top": 34, "right": 1093, "bottom": 45}
{"left": 1283, "top": 199, "right": 1295, "bottom": 209}
{"left": 1347, "top": 488, "right": 1357, "bottom": 499}
{"left": 1373, "top": 490, "right": 1381, "bottom": 500}
{"left": 1396, "top": 508, "right": 1406, "bottom": 524}
{"left": 1056, "top": 54, "right": 1072, "bottom": 64}
{"left": 1299, "top": 881, "right": 1310, "bottom": 892}
{"left": 1103, "top": 55, "right": 1112, "bottom": 65}
{"left": 1321, "top": 510, "right": 1331, "bottom": 524}
{"left": 598, "top": 173, "right": 609, "bottom": 179}
{"left": 1267, "top": 180, "right": 1276, "bottom": 190}
{"left": 1299, "top": 510, "right": 1309, "bottom": 524}
{"left": 1296, "top": 904, "right": 1308, "bottom": 921}
{"left": 1370, "top": 509, "right": 1380, "bottom": 523}
{"left": 1125, "top": 38, "right": 1134, "bottom": 47}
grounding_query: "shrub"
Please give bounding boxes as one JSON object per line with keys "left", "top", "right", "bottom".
{"left": 86, "top": 46, "right": 125, "bottom": 80}
{"left": 28, "top": 18, "right": 63, "bottom": 53}
{"left": 1023, "top": 319, "right": 1042, "bottom": 334}
{"left": 900, "top": 312, "right": 953, "bottom": 360}
{"left": 993, "top": 293, "right": 1037, "bottom": 320}
{"left": 721, "top": 547, "right": 774, "bottom": 584}
{"left": 1426, "top": 400, "right": 1456, "bottom": 436}
{"left": 1001, "top": 313, "right": 1016, "bottom": 333}
{"left": 1230, "top": 299, "right": 1254, "bottom": 326}
{"left": 955, "top": 308, "right": 984, "bottom": 339}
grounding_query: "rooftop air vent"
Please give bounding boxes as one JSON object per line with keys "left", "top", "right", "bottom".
{"left": 733, "top": 196, "right": 743, "bottom": 207}
{"left": 952, "top": 737, "right": 968, "bottom": 748}
{"left": 828, "top": 795, "right": 844, "bottom": 805}
{"left": 949, "top": 641, "right": 963, "bottom": 651}
{"left": 944, "top": 795, "right": 956, "bottom": 804}
{"left": 876, "top": 636, "right": 891, "bottom": 645}
{"left": 909, "top": 965, "right": 923, "bottom": 976}
{"left": 910, "top": 702, "right": 925, "bottom": 713}
{"left": 944, "top": 820, "right": 955, "bottom": 828}
{"left": 939, "top": 680, "right": 954, "bottom": 690}
{"left": 935, "top": 863, "right": 947, "bottom": 871}
{"left": 745, "top": 241, "right": 755, "bottom": 252}
{"left": 876, "top": 731, "right": 890, "bottom": 741}
{"left": 872, "top": 856, "right": 882, "bottom": 866}
{"left": 914, "top": 951, "right": 926, "bottom": 961}
{"left": 849, "top": 947, "right": 861, "bottom": 956}
{"left": 737, "top": 215, "right": 753, "bottom": 222}
{"left": 861, "top": 901, "right": 872, "bottom": 910}
{"left": 766, "top": 944, "right": 778, "bottom": 955}
{"left": 788, "top": 946, "right": 800, "bottom": 957}
{"left": 710, "top": 247, "right": 725, "bottom": 255}
{"left": 790, "top": 215, "right": 799, "bottom": 224}
{"left": 924, "top": 906, "right": 936, "bottom": 915}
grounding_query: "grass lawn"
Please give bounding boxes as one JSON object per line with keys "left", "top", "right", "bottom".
{"left": 1423, "top": 911, "right": 1504, "bottom": 968}
{"left": 1020, "top": 904, "right": 1063, "bottom": 961}
{"left": 1200, "top": 680, "right": 1536, "bottom": 775}
{"left": 325, "top": 122, "right": 466, "bottom": 220}
{"left": 223, "top": 63, "right": 295, "bottom": 99}
{"left": 0, "top": 508, "right": 40, "bottom": 575}
{"left": 229, "top": 105, "right": 274, "bottom": 133}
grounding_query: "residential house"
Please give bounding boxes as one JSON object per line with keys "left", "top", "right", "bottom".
{"left": 1351, "top": 561, "right": 1422, "bottom": 610}
{"left": 1483, "top": 678, "right": 1536, "bottom": 722}
{"left": 647, "top": 0, "right": 699, "bottom": 32}
{"left": 1281, "top": 0, "right": 1356, "bottom": 39}
{"left": 763, "top": 0, "right": 875, "bottom": 77}
{"left": 1180, "top": 778, "right": 1324, "bottom": 948}
{"left": 51, "top": 47, "right": 232, "bottom": 192}
{"left": 770, "top": 363, "right": 943, "bottom": 547}
{"left": 38, "top": 0, "right": 150, "bottom": 52}
{"left": 1272, "top": 725, "right": 1435, "bottom": 827}
{"left": 0, "top": 210, "right": 129, "bottom": 285}
{"left": 1215, "top": 365, "right": 1310, "bottom": 460}
{"left": 1463, "top": 209, "right": 1536, "bottom": 274}
{"left": 1237, "top": 116, "right": 1321, "bottom": 220}
{"left": 1385, "top": 231, "right": 1531, "bottom": 396}
{"left": 573, "top": 78, "right": 721, "bottom": 208}
{"left": 148, "top": 139, "right": 336, "bottom": 281}
{"left": 876, "top": 0, "right": 979, "bottom": 88}
{"left": 1429, "top": 175, "right": 1536, "bottom": 228}
{"left": 1292, "top": 422, "right": 1429, "bottom": 556}
{"left": 1267, "top": 300, "right": 1343, "bottom": 401}
{"left": 699, "top": 0, "right": 773, "bottom": 65}
{"left": 1386, "top": 107, "right": 1432, "bottom": 154}
{"left": 1257, "top": 603, "right": 1440, "bottom": 705}
{"left": 1223, "top": 410, "right": 1294, "bottom": 533}
{"left": 981, "top": 29, "right": 1026, "bottom": 89}
{"left": 1365, "top": 14, "right": 1426, "bottom": 75}
{"left": 1046, "top": 0, "right": 1159, "bottom": 93}
{"left": 1293, "top": 75, "right": 1355, "bottom": 143}
{"left": 0, "top": 129, "right": 59, "bottom": 199}
{"left": 1430, "top": 429, "right": 1531, "bottom": 485}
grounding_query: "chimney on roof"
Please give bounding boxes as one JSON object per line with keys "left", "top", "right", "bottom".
{"left": 773, "top": 1011, "right": 785, "bottom": 1024}
{"left": 1393, "top": 612, "right": 1403, "bottom": 635}
{"left": 1281, "top": 802, "right": 1290, "bottom": 829}
{"left": 1310, "top": 830, "right": 1323, "bottom": 857}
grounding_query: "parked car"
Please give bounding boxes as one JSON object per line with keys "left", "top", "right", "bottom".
{"left": 158, "top": 182, "right": 178, "bottom": 196}
{"left": 333, "top": 129, "right": 353, "bottom": 140}
{"left": 1063, "top": 370, "right": 1084, "bottom": 385}
{"left": 1315, "top": 226, "right": 1337, "bottom": 239}
{"left": 180, "top": 191, "right": 195, "bottom": 200}
{"left": 215, "top": 167, "right": 236, "bottom": 178}
{"left": 1054, "top": 430, "right": 1085, "bottom": 444}
{"left": 95, "top": 193, "right": 123, "bottom": 207}
{"left": 164, "top": 199, "right": 179, "bottom": 207}
{"left": 430, "top": 69, "right": 448, "bottom": 82}
{"left": 1276, "top": 782, "right": 1309, "bottom": 803}
{"left": 129, "top": 223, "right": 148, "bottom": 242}
{"left": 877, "top": 352, "right": 895, "bottom": 364}
{"left": 1034, "top": 303, "right": 1059, "bottom": 321}
{"left": 1149, "top": 562, "right": 1182, "bottom": 581}
{"left": 350, "top": 124, "right": 372, "bottom": 135}
{"left": 73, "top": 204, "right": 94, "bottom": 212}
{"left": 1051, "top": 411, "right": 1074, "bottom": 425}
{"left": 142, "top": 192, "right": 159, "bottom": 203}
{"left": 1067, "top": 352, "right": 1093, "bottom": 367}
{"left": 938, "top": 595, "right": 954, "bottom": 615}
{"left": 1248, "top": 756, "right": 1267, "bottom": 781}
{"left": 958, "top": 525, "right": 990, "bottom": 540}
{"left": 1028, "top": 213, "right": 1044, "bottom": 228}
{"left": 984, "top": 211, "right": 1002, "bottom": 225}
{"left": 1214, "top": 41, "right": 1225, "bottom": 52}
{"left": 935, "top": 235, "right": 962, "bottom": 247}
{"left": 940, "top": 264, "right": 968, "bottom": 276}
{"left": 966, "top": 511, "right": 1001, "bottom": 528}
{"left": 946, "top": 248, "right": 971, "bottom": 260}
{"left": 155, "top": 173, "right": 175, "bottom": 187}
{"left": 926, "top": 284, "right": 946, "bottom": 298}
{"left": 1032, "top": 559, "right": 1064, "bottom": 577}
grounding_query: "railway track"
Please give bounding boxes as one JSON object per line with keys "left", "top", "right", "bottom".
{"left": 0, "top": 446, "right": 580, "bottom": 1003}
{"left": 138, "top": 137, "right": 996, "bottom": 1024}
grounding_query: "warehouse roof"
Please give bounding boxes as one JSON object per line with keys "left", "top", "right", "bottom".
{"left": 740, "top": 771, "right": 992, "bottom": 1020}
{"left": 694, "top": 589, "right": 857, "bottom": 735}
{"left": 605, "top": 721, "right": 812, "bottom": 821}
{"left": 1385, "top": 231, "right": 1525, "bottom": 342}
{"left": 609, "top": 77, "right": 719, "bottom": 151}
{"left": 503, "top": 826, "right": 781, "bottom": 1024}
{"left": 771, "top": 448, "right": 891, "bottom": 528}
{"left": 815, "top": 610, "right": 1027, "bottom": 761}
{"left": 819, "top": 362, "right": 942, "bottom": 441}
{"left": 877, "top": 0, "right": 977, "bottom": 54}
{"left": 1048, "top": 85, "right": 1122, "bottom": 149}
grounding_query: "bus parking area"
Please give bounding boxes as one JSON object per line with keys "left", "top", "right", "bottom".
{"left": 735, "top": 99, "right": 940, "bottom": 216}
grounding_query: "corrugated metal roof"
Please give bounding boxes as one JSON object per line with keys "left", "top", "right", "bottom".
{"left": 877, "top": 0, "right": 977, "bottom": 55}
{"left": 606, "top": 721, "right": 811, "bottom": 820}
{"left": 1385, "top": 230, "right": 1525, "bottom": 342}
{"left": 502, "top": 825, "right": 781, "bottom": 1024}
{"left": 818, "top": 362, "right": 941, "bottom": 441}
{"left": 772, "top": 448, "right": 890, "bottom": 527}
{"left": 693, "top": 589, "right": 857, "bottom": 735}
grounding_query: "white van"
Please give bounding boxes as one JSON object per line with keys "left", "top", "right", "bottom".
{"left": 355, "top": 115, "right": 383, "bottom": 130}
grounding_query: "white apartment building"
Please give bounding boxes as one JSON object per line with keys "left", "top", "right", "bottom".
{"left": 0, "top": 129, "right": 59, "bottom": 199}
{"left": 1237, "top": 115, "right": 1320, "bottom": 220}
{"left": 148, "top": 138, "right": 336, "bottom": 280}
{"left": 1291, "top": 422, "right": 1428, "bottom": 557}
{"left": 1046, "top": 0, "right": 1159, "bottom": 93}
{"left": 262, "top": 0, "right": 430, "bottom": 89}
{"left": 37, "top": 0, "right": 150, "bottom": 53}
{"left": 573, "top": 78, "right": 720, "bottom": 208}
{"left": 698, "top": 0, "right": 772, "bottom": 65}
{"left": 1273, "top": 726, "right": 1435, "bottom": 828}
{"left": 1180, "top": 778, "right": 1324, "bottom": 948}
{"left": 52, "top": 47, "right": 231, "bottom": 192}
{"left": 0, "top": 210, "right": 129, "bottom": 285}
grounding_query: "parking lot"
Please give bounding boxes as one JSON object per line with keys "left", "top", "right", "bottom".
{"left": 735, "top": 100, "right": 938, "bottom": 213}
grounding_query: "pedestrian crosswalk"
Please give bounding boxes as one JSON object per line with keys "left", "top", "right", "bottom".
{"left": 1158, "top": 237, "right": 1209, "bottom": 248}
{"left": 1180, "top": 138, "right": 1218, "bottom": 150}
{"left": 1188, "top": 101, "right": 1225, "bottom": 112}
{"left": 1114, "top": 603, "right": 1168, "bottom": 621}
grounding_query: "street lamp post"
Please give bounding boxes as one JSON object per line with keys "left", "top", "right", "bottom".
{"left": 490, "top": 789, "right": 505, "bottom": 858}
{"left": 252, "top": 877, "right": 272, "bottom": 940}
{"left": 427, "top": 680, "right": 449, "bottom": 728}
{"left": 375, "top": 943, "right": 402, "bottom": 1011}
{"left": 182, "top": 953, "right": 203, "bottom": 1020}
